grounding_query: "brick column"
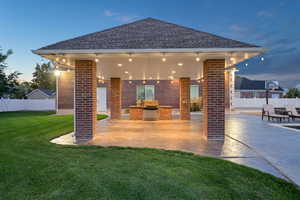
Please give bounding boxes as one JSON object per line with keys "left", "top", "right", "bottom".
{"left": 179, "top": 77, "right": 190, "bottom": 120}
{"left": 74, "top": 60, "right": 97, "bottom": 143}
{"left": 224, "top": 71, "right": 230, "bottom": 109}
{"left": 202, "top": 59, "right": 225, "bottom": 140}
{"left": 110, "top": 78, "right": 122, "bottom": 119}
{"left": 57, "top": 71, "right": 74, "bottom": 111}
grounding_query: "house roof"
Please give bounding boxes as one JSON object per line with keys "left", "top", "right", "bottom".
{"left": 27, "top": 89, "right": 55, "bottom": 97}
{"left": 235, "top": 76, "right": 284, "bottom": 91}
{"left": 38, "top": 18, "right": 260, "bottom": 51}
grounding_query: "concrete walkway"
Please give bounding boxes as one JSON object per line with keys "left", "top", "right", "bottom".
{"left": 226, "top": 114, "right": 300, "bottom": 185}
{"left": 52, "top": 113, "right": 300, "bottom": 184}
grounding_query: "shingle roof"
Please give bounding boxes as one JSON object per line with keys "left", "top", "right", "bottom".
{"left": 38, "top": 18, "right": 259, "bottom": 50}
{"left": 38, "top": 89, "right": 55, "bottom": 96}
{"left": 235, "top": 76, "right": 284, "bottom": 91}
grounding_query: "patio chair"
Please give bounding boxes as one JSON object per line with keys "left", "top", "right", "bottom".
{"left": 262, "top": 104, "right": 290, "bottom": 122}
{"left": 286, "top": 105, "right": 300, "bottom": 121}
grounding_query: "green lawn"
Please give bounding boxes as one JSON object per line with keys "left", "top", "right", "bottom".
{"left": 0, "top": 112, "right": 299, "bottom": 200}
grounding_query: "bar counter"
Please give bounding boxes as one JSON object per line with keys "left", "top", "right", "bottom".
{"left": 129, "top": 105, "right": 173, "bottom": 120}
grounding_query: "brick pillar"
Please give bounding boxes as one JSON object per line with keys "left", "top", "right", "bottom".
{"left": 179, "top": 77, "right": 190, "bottom": 120}
{"left": 110, "top": 78, "right": 121, "bottom": 119}
{"left": 74, "top": 60, "right": 97, "bottom": 143}
{"left": 202, "top": 59, "right": 225, "bottom": 140}
{"left": 224, "top": 71, "right": 230, "bottom": 109}
{"left": 57, "top": 71, "right": 74, "bottom": 111}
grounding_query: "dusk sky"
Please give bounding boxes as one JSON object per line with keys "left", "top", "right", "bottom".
{"left": 0, "top": 0, "right": 299, "bottom": 88}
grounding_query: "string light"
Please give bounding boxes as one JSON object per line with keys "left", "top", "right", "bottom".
{"left": 95, "top": 58, "right": 99, "bottom": 62}
{"left": 162, "top": 57, "right": 166, "bottom": 62}
{"left": 117, "top": 63, "right": 122, "bottom": 67}
{"left": 261, "top": 57, "right": 264, "bottom": 61}
{"left": 177, "top": 62, "right": 183, "bottom": 66}
{"left": 156, "top": 80, "right": 160, "bottom": 84}
{"left": 196, "top": 57, "right": 200, "bottom": 62}
{"left": 128, "top": 58, "right": 133, "bottom": 62}
{"left": 124, "top": 71, "right": 129, "bottom": 74}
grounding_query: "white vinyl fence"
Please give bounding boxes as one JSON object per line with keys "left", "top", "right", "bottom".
{"left": 0, "top": 99, "right": 55, "bottom": 112}
{"left": 233, "top": 98, "right": 300, "bottom": 109}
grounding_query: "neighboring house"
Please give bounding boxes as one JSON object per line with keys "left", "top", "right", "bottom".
{"left": 235, "top": 76, "right": 284, "bottom": 98}
{"left": 26, "top": 89, "right": 56, "bottom": 99}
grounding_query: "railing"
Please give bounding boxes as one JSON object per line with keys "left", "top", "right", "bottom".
{"left": 232, "top": 98, "right": 300, "bottom": 108}
{"left": 0, "top": 99, "right": 55, "bottom": 112}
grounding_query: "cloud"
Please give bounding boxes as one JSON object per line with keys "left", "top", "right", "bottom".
{"left": 104, "top": 10, "right": 118, "bottom": 17}
{"left": 103, "top": 10, "right": 138, "bottom": 22}
{"left": 257, "top": 10, "right": 273, "bottom": 17}
{"left": 116, "top": 15, "right": 138, "bottom": 23}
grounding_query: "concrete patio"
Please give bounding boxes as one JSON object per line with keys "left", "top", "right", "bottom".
{"left": 52, "top": 113, "right": 300, "bottom": 185}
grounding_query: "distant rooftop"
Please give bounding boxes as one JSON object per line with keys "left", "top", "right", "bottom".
{"left": 38, "top": 18, "right": 260, "bottom": 51}
{"left": 235, "top": 76, "right": 284, "bottom": 91}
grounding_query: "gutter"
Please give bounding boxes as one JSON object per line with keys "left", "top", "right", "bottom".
{"left": 32, "top": 47, "right": 267, "bottom": 55}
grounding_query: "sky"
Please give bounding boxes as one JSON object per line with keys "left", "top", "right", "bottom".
{"left": 0, "top": 0, "right": 299, "bottom": 88}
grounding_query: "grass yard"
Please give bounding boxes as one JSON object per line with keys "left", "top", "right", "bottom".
{"left": 0, "top": 112, "right": 300, "bottom": 200}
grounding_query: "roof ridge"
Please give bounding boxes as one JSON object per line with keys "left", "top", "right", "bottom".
{"left": 38, "top": 17, "right": 261, "bottom": 50}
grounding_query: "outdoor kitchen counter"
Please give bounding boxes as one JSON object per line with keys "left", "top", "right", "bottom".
{"left": 129, "top": 106, "right": 144, "bottom": 120}
{"left": 128, "top": 106, "right": 173, "bottom": 120}
{"left": 158, "top": 106, "right": 173, "bottom": 120}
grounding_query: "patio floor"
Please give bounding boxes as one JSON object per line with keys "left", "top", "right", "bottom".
{"left": 52, "top": 113, "right": 300, "bottom": 185}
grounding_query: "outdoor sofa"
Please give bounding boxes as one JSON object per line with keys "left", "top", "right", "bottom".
{"left": 286, "top": 105, "right": 300, "bottom": 121}
{"left": 262, "top": 104, "right": 290, "bottom": 122}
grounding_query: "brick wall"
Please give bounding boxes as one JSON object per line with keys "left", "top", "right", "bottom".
{"left": 74, "top": 60, "right": 97, "bottom": 143}
{"left": 179, "top": 78, "right": 191, "bottom": 120}
{"left": 202, "top": 59, "right": 225, "bottom": 141}
{"left": 110, "top": 78, "right": 121, "bottom": 119}
{"left": 58, "top": 77, "right": 203, "bottom": 110}
{"left": 119, "top": 80, "right": 201, "bottom": 108}
{"left": 224, "top": 71, "right": 230, "bottom": 108}
{"left": 57, "top": 71, "right": 74, "bottom": 109}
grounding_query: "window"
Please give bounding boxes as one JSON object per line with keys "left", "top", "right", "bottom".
{"left": 136, "top": 85, "right": 155, "bottom": 100}
{"left": 190, "top": 85, "right": 199, "bottom": 99}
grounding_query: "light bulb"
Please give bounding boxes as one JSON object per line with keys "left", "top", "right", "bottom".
{"left": 54, "top": 70, "right": 61, "bottom": 76}
{"left": 95, "top": 58, "right": 99, "bottom": 62}
{"left": 117, "top": 63, "right": 122, "bottom": 67}
{"left": 177, "top": 62, "right": 183, "bottom": 66}
{"left": 196, "top": 57, "right": 200, "bottom": 62}
{"left": 162, "top": 57, "right": 166, "bottom": 62}
{"left": 128, "top": 58, "right": 133, "bottom": 62}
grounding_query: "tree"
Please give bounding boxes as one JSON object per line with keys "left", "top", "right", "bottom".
{"left": 284, "top": 88, "right": 300, "bottom": 98}
{"left": 0, "top": 47, "right": 23, "bottom": 98}
{"left": 10, "top": 81, "right": 32, "bottom": 99}
{"left": 31, "top": 62, "right": 56, "bottom": 90}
